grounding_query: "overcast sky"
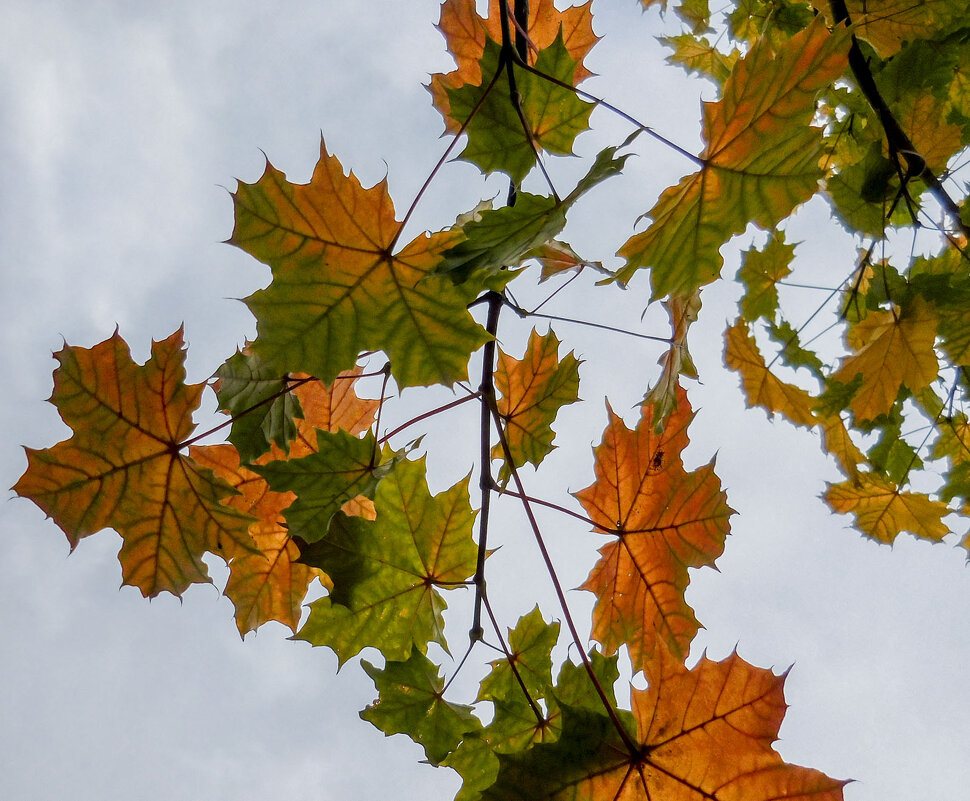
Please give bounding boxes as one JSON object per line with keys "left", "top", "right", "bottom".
{"left": 2, "top": 2, "right": 968, "bottom": 800}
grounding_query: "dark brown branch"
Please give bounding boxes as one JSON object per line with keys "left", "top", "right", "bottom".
{"left": 828, "top": 0, "right": 970, "bottom": 239}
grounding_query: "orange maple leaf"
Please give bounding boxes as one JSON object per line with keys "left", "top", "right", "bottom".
{"left": 193, "top": 370, "right": 379, "bottom": 635}
{"left": 13, "top": 329, "right": 256, "bottom": 598}
{"left": 484, "top": 645, "right": 847, "bottom": 801}
{"left": 429, "top": 0, "right": 599, "bottom": 131}
{"left": 492, "top": 327, "right": 581, "bottom": 477}
{"left": 574, "top": 386, "right": 733, "bottom": 668}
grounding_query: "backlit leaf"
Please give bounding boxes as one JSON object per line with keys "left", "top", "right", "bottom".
{"left": 482, "top": 646, "right": 846, "bottom": 801}
{"left": 826, "top": 473, "right": 950, "bottom": 544}
{"left": 251, "top": 429, "right": 389, "bottom": 544}
{"left": 832, "top": 297, "right": 939, "bottom": 422}
{"left": 430, "top": 0, "right": 598, "bottom": 132}
{"left": 479, "top": 606, "right": 560, "bottom": 705}
{"left": 738, "top": 231, "right": 795, "bottom": 321}
{"left": 492, "top": 328, "right": 581, "bottom": 477}
{"left": 213, "top": 348, "right": 303, "bottom": 463}
{"left": 447, "top": 35, "right": 594, "bottom": 183}
{"left": 644, "top": 290, "right": 701, "bottom": 430}
{"left": 574, "top": 387, "right": 732, "bottom": 668}
{"left": 361, "top": 650, "right": 480, "bottom": 765}
{"left": 13, "top": 329, "right": 256, "bottom": 598}
{"left": 295, "top": 457, "right": 478, "bottom": 663}
{"left": 191, "top": 369, "right": 378, "bottom": 635}
{"left": 725, "top": 318, "right": 818, "bottom": 427}
{"left": 617, "top": 18, "right": 849, "bottom": 298}
{"left": 231, "top": 139, "right": 489, "bottom": 388}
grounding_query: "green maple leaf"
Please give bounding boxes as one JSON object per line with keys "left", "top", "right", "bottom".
{"left": 294, "top": 457, "right": 478, "bottom": 663}
{"left": 476, "top": 607, "right": 563, "bottom": 754}
{"left": 213, "top": 348, "right": 303, "bottom": 463}
{"left": 231, "top": 138, "right": 489, "bottom": 388}
{"left": 766, "top": 318, "right": 825, "bottom": 377}
{"left": 552, "top": 650, "right": 623, "bottom": 717}
{"left": 361, "top": 650, "right": 481, "bottom": 765}
{"left": 617, "top": 18, "right": 849, "bottom": 299}
{"left": 447, "top": 33, "right": 593, "bottom": 184}
{"left": 251, "top": 430, "right": 391, "bottom": 543}
{"left": 479, "top": 606, "right": 560, "bottom": 704}
{"left": 738, "top": 231, "right": 796, "bottom": 321}
{"left": 440, "top": 138, "right": 632, "bottom": 283}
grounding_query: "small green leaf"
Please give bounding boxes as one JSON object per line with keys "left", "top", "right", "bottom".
{"left": 252, "top": 430, "right": 386, "bottom": 543}
{"left": 738, "top": 232, "right": 795, "bottom": 321}
{"left": 361, "top": 650, "right": 480, "bottom": 765}
{"left": 213, "top": 349, "right": 303, "bottom": 463}
{"left": 448, "top": 34, "right": 593, "bottom": 183}
{"left": 478, "top": 606, "right": 560, "bottom": 705}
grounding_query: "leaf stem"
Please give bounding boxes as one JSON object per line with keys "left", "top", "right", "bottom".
{"left": 487, "top": 396, "right": 638, "bottom": 754}
{"left": 377, "top": 394, "right": 479, "bottom": 446}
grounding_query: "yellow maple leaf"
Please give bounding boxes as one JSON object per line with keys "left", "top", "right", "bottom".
{"left": 826, "top": 473, "right": 950, "bottom": 544}
{"left": 724, "top": 318, "right": 817, "bottom": 427}
{"left": 833, "top": 297, "right": 939, "bottom": 422}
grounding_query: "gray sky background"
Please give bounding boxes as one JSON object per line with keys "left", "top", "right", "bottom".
{"left": 1, "top": 2, "right": 968, "bottom": 800}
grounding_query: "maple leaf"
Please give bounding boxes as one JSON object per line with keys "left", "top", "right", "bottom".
{"left": 212, "top": 348, "right": 304, "bottom": 463}
{"left": 361, "top": 650, "right": 481, "bottom": 765}
{"left": 738, "top": 231, "right": 796, "bottom": 321}
{"left": 617, "top": 18, "right": 849, "bottom": 299}
{"left": 817, "top": 0, "right": 965, "bottom": 57}
{"left": 492, "top": 328, "right": 581, "bottom": 478}
{"left": 191, "top": 370, "right": 379, "bottom": 635}
{"left": 832, "top": 297, "right": 939, "bottom": 422}
{"left": 191, "top": 443, "right": 326, "bottom": 635}
{"left": 662, "top": 34, "right": 739, "bottom": 84}
{"left": 724, "top": 318, "right": 818, "bottom": 427}
{"left": 479, "top": 606, "right": 560, "bottom": 705}
{"left": 644, "top": 289, "right": 701, "bottom": 430}
{"left": 447, "top": 34, "right": 594, "bottom": 184}
{"left": 440, "top": 137, "right": 632, "bottom": 283}
{"left": 482, "top": 646, "right": 847, "bottom": 801}
{"left": 526, "top": 239, "right": 607, "bottom": 282}
{"left": 819, "top": 414, "right": 867, "bottom": 480}
{"left": 430, "top": 0, "right": 599, "bottom": 133}
{"left": 250, "top": 429, "right": 391, "bottom": 544}
{"left": 294, "top": 457, "right": 478, "bottom": 663}
{"left": 825, "top": 473, "right": 951, "bottom": 544}
{"left": 231, "top": 138, "right": 490, "bottom": 388}
{"left": 574, "top": 386, "right": 733, "bottom": 668}
{"left": 13, "top": 329, "right": 256, "bottom": 598}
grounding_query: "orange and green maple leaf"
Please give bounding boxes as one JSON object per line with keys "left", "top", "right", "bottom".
{"left": 617, "top": 18, "right": 850, "bottom": 298}
{"left": 482, "top": 645, "right": 847, "bottom": 801}
{"left": 13, "top": 329, "right": 256, "bottom": 598}
{"left": 574, "top": 385, "right": 733, "bottom": 669}
{"left": 191, "top": 369, "right": 379, "bottom": 636}
{"left": 492, "top": 327, "right": 581, "bottom": 477}
{"left": 430, "top": 0, "right": 599, "bottom": 132}
{"left": 231, "top": 138, "right": 489, "bottom": 389}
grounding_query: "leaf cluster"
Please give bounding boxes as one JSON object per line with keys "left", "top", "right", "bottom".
{"left": 14, "top": 0, "right": 970, "bottom": 798}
